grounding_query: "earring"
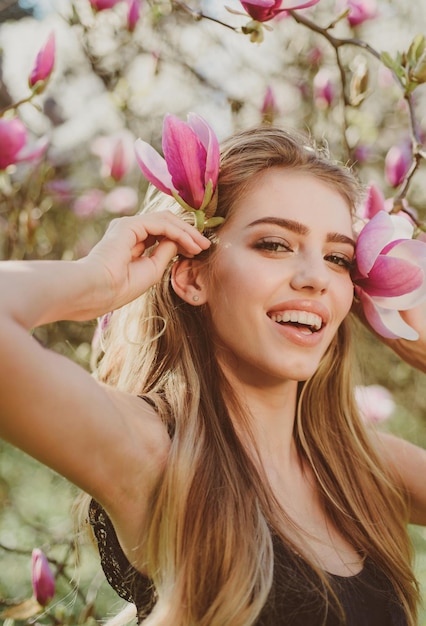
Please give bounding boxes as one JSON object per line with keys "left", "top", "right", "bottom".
{"left": 192, "top": 295, "right": 200, "bottom": 302}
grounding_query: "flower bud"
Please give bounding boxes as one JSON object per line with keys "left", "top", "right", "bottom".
{"left": 345, "top": 0, "right": 377, "bottom": 27}
{"left": 260, "top": 86, "right": 279, "bottom": 123}
{"left": 31, "top": 549, "right": 55, "bottom": 607}
{"left": 28, "top": 32, "right": 55, "bottom": 91}
{"left": 411, "top": 50, "right": 426, "bottom": 84}
{"left": 313, "top": 68, "right": 336, "bottom": 108}
{"left": 127, "top": 0, "right": 141, "bottom": 32}
{"left": 384, "top": 143, "right": 411, "bottom": 187}
{"left": 89, "top": 0, "right": 121, "bottom": 10}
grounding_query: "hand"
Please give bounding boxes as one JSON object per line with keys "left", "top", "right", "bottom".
{"left": 386, "top": 302, "right": 426, "bottom": 373}
{"left": 352, "top": 298, "right": 426, "bottom": 373}
{"left": 82, "top": 211, "right": 211, "bottom": 313}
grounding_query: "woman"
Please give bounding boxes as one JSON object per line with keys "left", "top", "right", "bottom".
{"left": 0, "top": 123, "right": 425, "bottom": 626}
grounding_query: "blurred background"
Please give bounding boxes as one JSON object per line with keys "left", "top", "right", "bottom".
{"left": 0, "top": 0, "right": 425, "bottom": 623}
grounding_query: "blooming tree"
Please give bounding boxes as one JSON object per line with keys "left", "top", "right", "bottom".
{"left": 1, "top": 0, "right": 426, "bottom": 622}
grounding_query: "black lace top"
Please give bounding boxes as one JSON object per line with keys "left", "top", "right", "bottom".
{"left": 89, "top": 499, "right": 407, "bottom": 626}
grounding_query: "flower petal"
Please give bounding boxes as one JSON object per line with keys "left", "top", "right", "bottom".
{"left": 187, "top": 113, "right": 220, "bottom": 188}
{"left": 134, "top": 138, "right": 175, "bottom": 196}
{"left": 357, "top": 289, "right": 419, "bottom": 340}
{"left": 16, "top": 135, "right": 49, "bottom": 163}
{"left": 369, "top": 239, "right": 426, "bottom": 309}
{"left": 162, "top": 114, "right": 206, "bottom": 209}
{"left": 357, "top": 255, "right": 423, "bottom": 298}
{"left": 355, "top": 210, "right": 395, "bottom": 276}
{"left": 29, "top": 32, "right": 55, "bottom": 87}
{"left": 388, "top": 213, "right": 415, "bottom": 239}
{"left": 279, "top": 0, "right": 320, "bottom": 7}
{"left": 362, "top": 183, "right": 385, "bottom": 219}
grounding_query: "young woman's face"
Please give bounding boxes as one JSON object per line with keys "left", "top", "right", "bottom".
{"left": 204, "top": 167, "right": 355, "bottom": 387}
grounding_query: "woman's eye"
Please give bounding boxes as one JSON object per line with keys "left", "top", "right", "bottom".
{"left": 326, "top": 253, "right": 353, "bottom": 270}
{"left": 254, "top": 238, "right": 292, "bottom": 253}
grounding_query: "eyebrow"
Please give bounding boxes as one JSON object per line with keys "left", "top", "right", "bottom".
{"left": 247, "top": 217, "right": 356, "bottom": 249}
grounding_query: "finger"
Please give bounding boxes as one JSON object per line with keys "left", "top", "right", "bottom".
{"left": 128, "top": 239, "right": 178, "bottom": 288}
{"left": 125, "top": 213, "right": 211, "bottom": 256}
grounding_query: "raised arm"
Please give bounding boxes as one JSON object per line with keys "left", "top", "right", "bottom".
{"left": 0, "top": 212, "right": 209, "bottom": 524}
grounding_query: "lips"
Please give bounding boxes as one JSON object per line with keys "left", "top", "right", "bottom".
{"left": 267, "top": 301, "right": 330, "bottom": 335}
{"left": 269, "top": 309, "right": 323, "bottom": 332}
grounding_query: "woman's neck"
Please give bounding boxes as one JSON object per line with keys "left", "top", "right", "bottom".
{"left": 221, "top": 364, "right": 300, "bottom": 470}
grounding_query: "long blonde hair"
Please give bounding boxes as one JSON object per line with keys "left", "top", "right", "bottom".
{"left": 92, "top": 126, "right": 418, "bottom": 625}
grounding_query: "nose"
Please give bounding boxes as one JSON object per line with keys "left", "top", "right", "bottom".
{"left": 289, "top": 253, "right": 330, "bottom": 294}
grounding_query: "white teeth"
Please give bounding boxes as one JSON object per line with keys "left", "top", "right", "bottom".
{"left": 270, "top": 310, "right": 323, "bottom": 331}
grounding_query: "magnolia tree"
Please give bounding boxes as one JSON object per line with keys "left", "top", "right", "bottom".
{"left": 1, "top": 0, "right": 426, "bottom": 623}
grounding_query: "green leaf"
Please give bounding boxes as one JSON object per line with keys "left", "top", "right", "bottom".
{"left": 407, "top": 33, "right": 426, "bottom": 66}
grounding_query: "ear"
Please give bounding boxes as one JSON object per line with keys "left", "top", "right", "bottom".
{"left": 171, "top": 258, "right": 208, "bottom": 305}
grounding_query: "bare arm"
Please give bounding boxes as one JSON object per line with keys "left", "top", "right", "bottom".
{"left": 0, "top": 213, "right": 210, "bottom": 545}
{"left": 376, "top": 432, "right": 426, "bottom": 526}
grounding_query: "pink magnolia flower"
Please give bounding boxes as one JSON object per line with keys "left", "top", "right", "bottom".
{"left": 261, "top": 86, "right": 279, "bottom": 121}
{"left": 356, "top": 183, "right": 417, "bottom": 229}
{"left": 385, "top": 143, "right": 411, "bottom": 188}
{"left": 352, "top": 210, "right": 426, "bottom": 340}
{"left": 72, "top": 189, "right": 106, "bottom": 218}
{"left": 355, "top": 385, "right": 395, "bottom": 424}
{"left": 135, "top": 113, "right": 220, "bottom": 227}
{"left": 356, "top": 183, "right": 386, "bottom": 221}
{"left": 103, "top": 186, "right": 138, "bottom": 214}
{"left": 0, "top": 117, "right": 48, "bottom": 170}
{"left": 28, "top": 32, "right": 55, "bottom": 89}
{"left": 127, "top": 0, "right": 142, "bottom": 31}
{"left": 313, "top": 68, "right": 336, "bottom": 108}
{"left": 239, "top": 0, "right": 320, "bottom": 22}
{"left": 31, "top": 549, "right": 55, "bottom": 606}
{"left": 345, "top": 0, "right": 377, "bottom": 27}
{"left": 89, "top": 0, "right": 121, "bottom": 10}
{"left": 91, "top": 130, "right": 135, "bottom": 181}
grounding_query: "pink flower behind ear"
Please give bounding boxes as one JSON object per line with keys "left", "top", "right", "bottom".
{"left": 31, "top": 549, "right": 55, "bottom": 607}
{"left": 135, "top": 113, "right": 220, "bottom": 217}
{"left": 352, "top": 210, "right": 426, "bottom": 340}
{"left": 240, "top": 0, "right": 320, "bottom": 22}
{"left": 28, "top": 32, "right": 55, "bottom": 89}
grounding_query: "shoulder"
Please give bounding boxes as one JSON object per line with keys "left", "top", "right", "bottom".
{"left": 96, "top": 385, "right": 172, "bottom": 570}
{"left": 374, "top": 431, "right": 426, "bottom": 525}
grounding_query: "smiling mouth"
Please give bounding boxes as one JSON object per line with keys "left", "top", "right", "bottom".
{"left": 268, "top": 310, "right": 324, "bottom": 333}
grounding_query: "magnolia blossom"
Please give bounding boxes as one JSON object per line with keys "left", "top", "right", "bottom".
{"left": 356, "top": 183, "right": 417, "bottom": 230}
{"left": 91, "top": 130, "right": 135, "bottom": 181}
{"left": 352, "top": 210, "right": 426, "bottom": 340}
{"left": 0, "top": 117, "right": 48, "bottom": 170}
{"left": 345, "top": 0, "right": 377, "bottom": 27}
{"left": 135, "top": 113, "right": 220, "bottom": 228}
{"left": 28, "top": 32, "right": 55, "bottom": 89}
{"left": 313, "top": 68, "right": 336, "bottom": 108}
{"left": 355, "top": 385, "right": 395, "bottom": 424}
{"left": 89, "top": 0, "right": 121, "bottom": 10}
{"left": 103, "top": 186, "right": 138, "bottom": 214}
{"left": 127, "top": 0, "right": 142, "bottom": 31}
{"left": 261, "top": 86, "right": 279, "bottom": 121}
{"left": 385, "top": 143, "right": 411, "bottom": 188}
{"left": 239, "top": 0, "right": 320, "bottom": 22}
{"left": 31, "top": 549, "right": 55, "bottom": 607}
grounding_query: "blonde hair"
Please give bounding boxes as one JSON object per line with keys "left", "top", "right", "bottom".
{"left": 89, "top": 126, "right": 418, "bottom": 625}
